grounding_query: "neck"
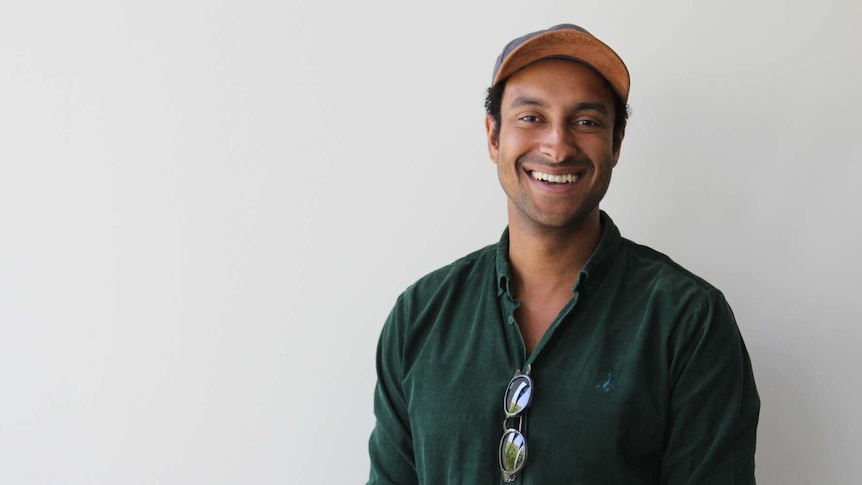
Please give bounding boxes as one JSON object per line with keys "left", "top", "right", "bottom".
{"left": 507, "top": 208, "right": 603, "bottom": 293}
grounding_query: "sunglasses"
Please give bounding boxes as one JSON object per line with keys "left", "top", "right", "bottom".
{"left": 499, "top": 368, "right": 533, "bottom": 482}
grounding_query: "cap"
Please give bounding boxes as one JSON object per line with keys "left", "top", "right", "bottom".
{"left": 491, "top": 24, "right": 630, "bottom": 105}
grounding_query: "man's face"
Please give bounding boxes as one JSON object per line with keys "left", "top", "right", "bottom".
{"left": 486, "top": 59, "right": 623, "bottom": 232}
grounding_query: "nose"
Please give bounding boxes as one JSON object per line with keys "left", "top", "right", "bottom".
{"left": 539, "top": 122, "right": 577, "bottom": 162}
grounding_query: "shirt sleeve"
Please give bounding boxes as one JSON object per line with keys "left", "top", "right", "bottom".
{"left": 661, "top": 290, "right": 760, "bottom": 485}
{"left": 367, "top": 297, "right": 419, "bottom": 485}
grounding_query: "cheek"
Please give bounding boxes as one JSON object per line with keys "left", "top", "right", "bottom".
{"left": 498, "top": 125, "right": 532, "bottom": 148}
{"left": 587, "top": 138, "right": 617, "bottom": 165}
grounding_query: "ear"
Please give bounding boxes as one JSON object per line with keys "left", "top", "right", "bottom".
{"left": 612, "top": 127, "right": 625, "bottom": 167}
{"left": 485, "top": 115, "right": 500, "bottom": 164}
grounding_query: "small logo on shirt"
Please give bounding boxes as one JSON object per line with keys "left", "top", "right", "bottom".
{"left": 595, "top": 372, "right": 615, "bottom": 393}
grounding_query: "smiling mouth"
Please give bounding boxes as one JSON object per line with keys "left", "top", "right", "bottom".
{"left": 530, "top": 170, "right": 580, "bottom": 184}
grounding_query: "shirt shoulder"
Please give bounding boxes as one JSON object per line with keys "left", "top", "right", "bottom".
{"left": 617, "top": 237, "right": 721, "bottom": 297}
{"left": 397, "top": 242, "right": 498, "bottom": 309}
{"left": 611, "top": 238, "right": 747, "bottom": 368}
{"left": 610, "top": 237, "right": 737, "bottom": 341}
{"left": 381, "top": 243, "right": 500, "bottom": 370}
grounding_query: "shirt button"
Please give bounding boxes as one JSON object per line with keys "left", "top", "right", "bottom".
{"left": 507, "top": 315, "right": 515, "bottom": 324}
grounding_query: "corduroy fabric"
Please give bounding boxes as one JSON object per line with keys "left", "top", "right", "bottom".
{"left": 367, "top": 212, "right": 759, "bottom": 484}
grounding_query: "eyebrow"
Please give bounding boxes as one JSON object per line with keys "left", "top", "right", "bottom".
{"left": 510, "top": 96, "right": 548, "bottom": 109}
{"left": 572, "top": 102, "right": 609, "bottom": 115}
{"left": 509, "top": 97, "right": 609, "bottom": 115}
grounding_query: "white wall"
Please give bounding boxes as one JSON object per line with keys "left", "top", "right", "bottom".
{"left": 1, "top": 1, "right": 860, "bottom": 483}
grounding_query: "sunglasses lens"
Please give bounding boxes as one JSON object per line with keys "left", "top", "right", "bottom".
{"left": 503, "top": 374, "right": 533, "bottom": 415}
{"left": 499, "top": 429, "right": 527, "bottom": 477}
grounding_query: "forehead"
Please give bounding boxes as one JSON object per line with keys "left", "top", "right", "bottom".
{"left": 501, "top": 58, "right": 615, "bottom": 108}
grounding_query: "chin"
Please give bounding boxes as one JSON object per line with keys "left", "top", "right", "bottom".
{"left": 538, "top": 209, "right": 599, "bottom": 231}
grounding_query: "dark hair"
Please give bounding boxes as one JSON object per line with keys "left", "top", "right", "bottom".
{"left": 483, "top": 78, "right": 629, "bottom": 150}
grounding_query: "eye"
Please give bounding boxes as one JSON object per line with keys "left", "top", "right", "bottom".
{"left": 517, "top": 115, "right": 542, "bottom": 123}
{"left": 571, "top": 118, "right": 606, "bottom": 132}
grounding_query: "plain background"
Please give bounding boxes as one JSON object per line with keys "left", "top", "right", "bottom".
{"left": 2, "top": 0, "right": 861, "bottom": 483}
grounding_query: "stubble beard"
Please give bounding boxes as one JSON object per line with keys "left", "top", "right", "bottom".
{"left": 504, "top": 153, "right": 612, "bottom": 235}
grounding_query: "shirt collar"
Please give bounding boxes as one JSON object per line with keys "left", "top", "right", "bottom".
{"left": 496, "top": 227, "right": 514, "bottom": 298}
{"left": 496, "top": 211, "right": 622, "bottom": 299}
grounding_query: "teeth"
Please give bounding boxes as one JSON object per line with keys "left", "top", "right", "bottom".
{"left": 531, "top": 171, "right": 579, "bottom": 184}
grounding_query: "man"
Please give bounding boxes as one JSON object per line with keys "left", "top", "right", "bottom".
{"left": 367, "top": 24, "right": 759, "bottom": 484}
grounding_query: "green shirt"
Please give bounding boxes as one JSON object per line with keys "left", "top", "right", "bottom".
{"left": 368, "top": 212, "right": 759, "bottom": 484}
